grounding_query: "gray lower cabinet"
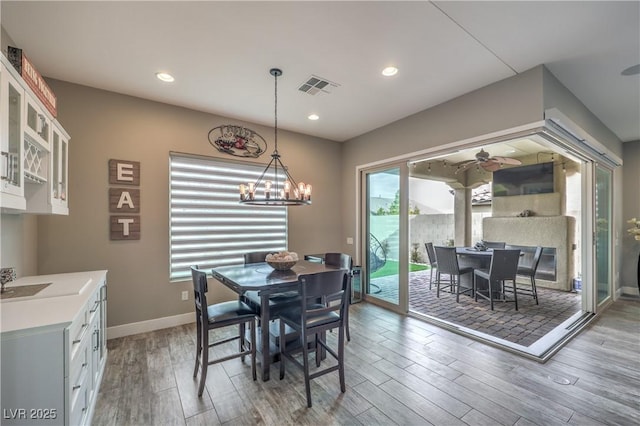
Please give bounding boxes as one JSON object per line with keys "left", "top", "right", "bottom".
{"left": 1, "top": 274, "right": 107, "bottom": 425}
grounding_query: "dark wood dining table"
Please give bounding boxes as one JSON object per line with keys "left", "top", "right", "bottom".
{"left": 211, "top": 259, "right": 342, "bottom": 381}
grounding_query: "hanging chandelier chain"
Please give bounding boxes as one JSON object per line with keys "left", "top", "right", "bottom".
{"left": 274, "top": 70, "right": 278, "bottom": 153}
{"left": 238, "top": 68, "right": 311, "bottom": 206}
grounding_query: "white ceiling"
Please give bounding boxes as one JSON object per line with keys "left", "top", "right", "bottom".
{"left": 2, "top": 1, "right": 639, "bottom": 144}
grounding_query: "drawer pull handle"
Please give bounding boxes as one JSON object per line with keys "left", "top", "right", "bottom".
{"left": 72, "top": 323, "right": 88, "bottom": 345}
{"left": 90, "top": 300, "right": 100, "bottom": 313}
{"left": 82, "top": 362, "right": 88, "bottom": 367}
{"left": 73, "top": 385, "right": 81, "bottom": 390}
{"left": 1, "top": 152, "right": 9, "bottom": 181}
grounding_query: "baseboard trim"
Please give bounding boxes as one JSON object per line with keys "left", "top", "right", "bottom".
{"left": 619, "top": 286, "right": 639, "bottom": 298}
{"left": 107, "top": 312, "right": 194, "bottom": 339}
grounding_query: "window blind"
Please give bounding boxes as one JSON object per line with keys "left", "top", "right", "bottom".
{"left": 170, "top": 153, "right": 287, "bottom": 281}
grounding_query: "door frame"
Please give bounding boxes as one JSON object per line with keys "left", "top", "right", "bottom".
{"left": 355, "top": 118, "right": 621, "bottom": 319}
{"left": 360, "top": 162, "right": 409, "bottom": 314}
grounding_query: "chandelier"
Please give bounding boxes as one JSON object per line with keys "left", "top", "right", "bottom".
{"left": 239, "top": 68, "right": 311, "bottom": 206}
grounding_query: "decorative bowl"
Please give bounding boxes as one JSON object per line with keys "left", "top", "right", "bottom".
{"left": 266, "top": 260, "right": 297, "bottom": 271}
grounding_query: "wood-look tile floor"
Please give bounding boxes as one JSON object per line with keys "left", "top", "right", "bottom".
{"left": 93, "top": 299, "right": 640, "bottom": 426}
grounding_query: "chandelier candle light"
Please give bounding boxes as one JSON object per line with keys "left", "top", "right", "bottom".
{"left": 239, "top": 68, "right": 311, "bottom": 206}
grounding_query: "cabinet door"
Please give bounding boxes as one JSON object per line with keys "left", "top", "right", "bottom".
{"left": 24, "top": 94, "right": 50, "bottom": 150}
{"left": 0, "top": 66, "right": 25, "bottom": 202}
{"left": 51, "top": 124, "right": 69, "bottom": 209}
{"left": 99, "top": 284, "right": 107, "bottom": 362}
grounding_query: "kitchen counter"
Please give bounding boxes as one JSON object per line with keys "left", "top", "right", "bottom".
{"left": 0, "top": 270, "right": 107, "bottom": 334}
{"left": 1, "top": 270, "right": 108, "bottom": 425}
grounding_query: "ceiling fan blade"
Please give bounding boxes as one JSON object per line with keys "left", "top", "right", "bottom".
{"left": 491, "top": 156, "right": 522, "bottom": 165}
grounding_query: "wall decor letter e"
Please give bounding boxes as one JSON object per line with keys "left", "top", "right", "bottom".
{"left": 109, "top": 159, "right": 141, "bottom": 240}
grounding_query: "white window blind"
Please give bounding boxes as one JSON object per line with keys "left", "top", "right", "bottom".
{"left": 170, "top": 153, "right": 287, "bottom": 281}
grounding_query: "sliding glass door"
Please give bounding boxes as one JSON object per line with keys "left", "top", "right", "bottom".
{"left": 365, "top": 167, "right": 402, "bottom": 307}
{"left": 595, "top": 165, "right": 612, "bottom": 305}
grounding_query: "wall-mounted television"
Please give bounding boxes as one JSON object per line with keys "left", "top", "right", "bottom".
{"left": 492, "top": 162, "right": 554, "bottom": 197}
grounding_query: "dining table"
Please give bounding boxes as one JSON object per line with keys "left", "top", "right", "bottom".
{"left": 211, "top": 259, "right": 342, "bottom": 381}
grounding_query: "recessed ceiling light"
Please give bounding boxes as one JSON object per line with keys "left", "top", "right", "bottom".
{"left": 621, "top": 64, "right": 640, "bottom": 76}
{"left": 308, "top": 114, "right": 319, "bottom": 121}
{"left": 156, "top": 72, "right": 175, "bottom": 82}
{"left": 382, "top": 66, "right": 398, "bottom": 77}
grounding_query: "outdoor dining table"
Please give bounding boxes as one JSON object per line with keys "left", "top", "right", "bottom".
{"left": 454, "top": 246, "right": 522, "bottom": 297}
{"left": 211, "top": 259, "right": 342, "bottom": 381}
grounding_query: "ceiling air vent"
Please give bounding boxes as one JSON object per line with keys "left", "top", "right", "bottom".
{"left": 298, "top": 75, "right": 340, "bottom": 96}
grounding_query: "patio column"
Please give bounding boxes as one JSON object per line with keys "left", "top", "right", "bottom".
{"left": 453, "top": 187, "right": 472, "bottom": 246}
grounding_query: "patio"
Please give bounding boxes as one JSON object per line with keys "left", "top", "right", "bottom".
{"left": 369, "top": 269, "right": 582, "bottom": 347}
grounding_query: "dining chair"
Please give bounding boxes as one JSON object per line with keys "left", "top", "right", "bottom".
{"left": 473, "top": 249, "right": 521, "bottom": 310}
{"left": 278, "top": 269, "right": 349, "bottom": 408}
{"left": 424, "top": 242, "right": 438, "bottom": 290}
{"left": 324, "top": 253, "right": 353, "bottom": 342}
{"left": 190, "top": 266, "right": 257, "bottom": 397}
{"left": 483, "top": 241, "right": 506, "bottom": 249}
{"left": 505, "top": 246, "right": 542, "bottom": 304}
{"left": 434, "top": 246, "right": 474, "bottom": 301}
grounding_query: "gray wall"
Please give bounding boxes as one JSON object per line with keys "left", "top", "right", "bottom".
{"left": 542, "top": 67, "right": 623, "bottom": 158}
{"left": 5, "top": 80, "right": 344, "bottom": 327}
{"left": 340, "top": 65, "right": 627, "bottom": 295}
{"left": 0, "top": 214, "right": 38, "bottom": 277}
{"left": 622, "top": 141, "right": 640, "bottom": 290}
{"left": 341, "top": 66, "right": 546, "bottom": 258}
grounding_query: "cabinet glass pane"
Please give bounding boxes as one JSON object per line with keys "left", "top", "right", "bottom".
{"left": 52, "top": 133, "right": 59, "bottom": 199}
{"left": 26, "top": 102, "right": 38, "bottom": 133}
{"left": 8, "top": 83, "right": 21, "bottom": 187}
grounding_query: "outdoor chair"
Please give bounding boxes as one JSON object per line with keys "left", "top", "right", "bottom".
{"left": 474, "top": 249, "right": 521, "bottom": 310}
{"left": 434, "top": 246, "right": 474, "bottom": 301}
{"left": 505, "top": 245, "right": 542, "bottom": 304}
{"left": 424, "top": 242, "right": 438, "bottom": 290}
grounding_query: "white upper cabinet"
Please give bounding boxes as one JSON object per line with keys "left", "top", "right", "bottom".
{"left": 47, "top": 123, "right": 69, "bottom": 214}
{"left": 0, "top": 61, "right": 26, "bottom": 210}
{"left": 0, "top": 54, "right": 70, "bottom": 215}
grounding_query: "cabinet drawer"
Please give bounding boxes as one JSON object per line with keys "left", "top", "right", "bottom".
{"left": 68, "top": 308, "right": 89, "bottom": 363}
{"left": 69, "top": 335, "right": 90, "bottom": 388}
{"left": 69, "top": 369, "right": 89, "bottom": 426}
{"left": 87, "top": 288, "right": 101, "bottom": 323}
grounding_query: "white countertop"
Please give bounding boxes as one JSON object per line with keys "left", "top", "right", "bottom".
{"left": 0, "top": 270, "right": 107, "bottom": 334}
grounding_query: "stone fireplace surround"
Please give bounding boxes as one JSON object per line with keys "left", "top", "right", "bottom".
{"left": 483, "top": 192, "right": 575, "bottom": 291}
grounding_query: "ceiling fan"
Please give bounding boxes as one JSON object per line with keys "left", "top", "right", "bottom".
{"left": 454, "top": 148, "right": 522, "bottom": 173}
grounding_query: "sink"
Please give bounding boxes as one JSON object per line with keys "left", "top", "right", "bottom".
{"left": 0, "top": 283, "right": 52, "bottom": 300}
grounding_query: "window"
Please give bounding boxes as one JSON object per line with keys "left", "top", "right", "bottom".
{"left": 169, "top": 153, "right": 287, "bottom": 281}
